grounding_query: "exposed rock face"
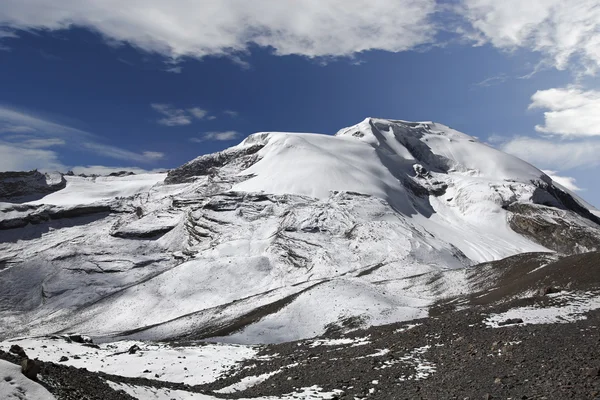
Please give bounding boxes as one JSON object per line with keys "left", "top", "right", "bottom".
{"left": 0, "top": 171, "right": 66, "bottom": 201}
{"left": 9, "top": 344, "right": 27, "bottom": 358}
{"left": 0, "top": 204, "right": 112, "bottom": 230}
{"left": 508, "top": 203, "right": 600, "bottom": 254}
{"left": 21, "top": 358, "right": 40, "bottom": 380}
{"left": 531, "top": 180, "right": 600, "bottom": 226}
{"left": 165, "top": 144, "right": 264, "bottom": 184}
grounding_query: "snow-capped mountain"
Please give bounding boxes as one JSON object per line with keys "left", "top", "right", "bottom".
{"left": 1, "top": 118, "right": 599, "bottom": 344}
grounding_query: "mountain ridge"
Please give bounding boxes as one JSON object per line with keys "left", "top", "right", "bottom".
{"left": 0, "top": 118, "right": 599, "bottom": 344}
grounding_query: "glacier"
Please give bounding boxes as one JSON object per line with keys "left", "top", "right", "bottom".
{"left": 0, "top": 118, "right": 599, "bottom": 344}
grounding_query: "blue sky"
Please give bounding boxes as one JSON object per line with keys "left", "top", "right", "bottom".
{"left": 0, "top": 1, "right": 599, "bottom": 207}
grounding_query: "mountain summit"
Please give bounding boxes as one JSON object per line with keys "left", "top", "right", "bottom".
{"left": 1, "top": 118, "right": 599, "bottom": 344}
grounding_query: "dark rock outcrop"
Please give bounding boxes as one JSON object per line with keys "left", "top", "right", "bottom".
{"left": 0, "top": 204, "right": 112, "bottom": 230}
{"left": 508, "top": 203, "right": 600, "bottom": 254}
{"left": 0, "top": 170, "right": 66, "bottom": 201}
{"left": 9, "top": 344, "right": 27, "bottom": 358}
{"left": 21, "top": 358, "right": 41, "bottom": 380}
{"left": 165, "top": 144, "right": 263, "bottom": 184}
{"left": 532, "top": 180, "right": 600, "bottom": 226}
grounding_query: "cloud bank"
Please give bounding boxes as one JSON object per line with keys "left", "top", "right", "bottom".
{"left": 459, "top": 0, "right": 600, "bottom": 75}
{"left": 0, "top": 0, "right": 437, "bottom": 59}
{"left": 529, "top": 87, "right": 600, "bottom": 137}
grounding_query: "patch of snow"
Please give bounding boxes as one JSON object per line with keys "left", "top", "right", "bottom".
{"left": 485, "top": 291, "right": 600, "bottom": 328}
{"left": 0, "top": 360, "right": 56, "bottom": 400}
{"left": 215, "top": 370, "right": 282, "bottom": 394}
{"left": 308, "top": 337, "right": 370, "bottom": 348}
{"left": 397, "top": 345, "right": 436, "bottom": 381}
{"left": 27, "top": 173, "right": 167, "bottom": 206}
{"left": 393, "top": 323, "right": 422, "bottom": 334}
{"left": 108, "top": 382, "right": 342, "bottom": 399}
{"left": 214, "top": 280, "right": 429, "bottom": 344}
{"left": 365, "top": 348, "right": 391, "bottom": 358}
{"left": 527, "top": 263, "right": 552, "bottom": 275}
{"left": 0, "top": 338, "right": 258, "bottom": 386}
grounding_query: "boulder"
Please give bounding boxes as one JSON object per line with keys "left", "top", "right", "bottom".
{"left": 9, "top": 344, "right": 27, "bottom": 358}
{"left": 21, "top": 358, "right": 41, "bottom": 380}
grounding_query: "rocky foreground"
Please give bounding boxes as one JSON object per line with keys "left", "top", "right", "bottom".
{"left": 1, "top": 251, "right": 599, "bottom": 399}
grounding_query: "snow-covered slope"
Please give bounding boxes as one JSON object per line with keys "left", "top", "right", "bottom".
{"left": 0, "top": 118, "right": 599, "bottom": 344}
{"left": 0, "top": 360, "right": 56, "bottom": 400}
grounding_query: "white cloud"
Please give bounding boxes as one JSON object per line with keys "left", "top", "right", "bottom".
{"left": 0, "top": 137, "right": 164, "bottom": 173}
{"left": 142, "top": 151, "right": 165, "bottom": 160}
{"left": 82, "top": 142, "right": 165, "bottom": 163}
{"left": 0, "top": 124, "right": 37, "bottom": 133}
{"left": 529, "top": 87, "right": 600, "bottom": 137}
{"left": 151, "top": 104, "right": 208, "bottom": 125}
{"left": 0, "top": 28, "right": 16, "bottom": 50}
{"left": 472, "top": 73, "right": 508, "bottom": 88}
{"left": 18, "top": 138, "right": 66, "bottom": 148}
{"left": 0, "top": 29, "right": 16, "bottom": 39}
{"left": 151, "top": 103, "right": 192, "bottom": 126}
{"left": 223, "top": 110, "right": 238, "bottom": 118}
{"left": 191, "top": 131, "right": 241, "bottom": 142}
{"left": 188, "top": 107, "right": 207, "bottom": 119}
{"left": 0, "top": 0, "right": 437, "bottom": 60}
{"left": 0, "top": 105, "right": 165, "bottom": 167}
{"left": 165, "top": 66, "right": 182, "bottom": 74}
{"left": 542, "top": 170, "right": 582, "bottom": 191}
{"left": 0, "top": 142, "right": 65, "bottom": 171}
{"left": 0, "top": 106, "right": 95, "bottom": 139}
{"left": 458, "top": 0, "right": 600, "bottom": 75}
{"left": 485, "top": 134, "right": 505, "bottom": 144}
{"left": 500, "top": 136, "right": 600, "bottom": 170}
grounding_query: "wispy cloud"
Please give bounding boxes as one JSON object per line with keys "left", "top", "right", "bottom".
{"left": 117, "top": 58, "right": 134, "bottom": 66}
{"left": 150, "top": 104, "right": 209, "bottom": 126}
{"left": 191, "top": 131, "right": 241, "bottom": 143}
{"left": 472, "top": 73, "right": 508, "bottom": 88}
{"left": 165, "top": 66, "right": 182, "bottom": 74}
{"left": 0, "top": 28, "right": 17, "bottom": 51}
{"left": 223, "top": 110, "right": 239, "bottom": 118}
{"left": 0, "top": 125, "right": 37, "bottom": 134}
{"left": 0, "top": 142, "right": 65, "bottom": 172}
{"left": 542, "top": 170, "right": 582, "bottom": 192}
{"left": 188, "top": 107, "right": 208, "bottom": 119}
{"left": 500, "top": 136, "right": 600, "bottom": 170}
{"left": 141, "top": 151, "right": 165, "bottom": 160}
{"left": 0, "top": 105, "right": 165, "bottom": 171}
{"left": 150, "top": 103, "right": 192, "bottom": 126}
{"left": 82, "top": 142, "right": 164, "bottom": 163}
{"left": 0, "top": 30, "right": 16, "bottom": 39}
{"left": 18, "top": 138, "right": 66, "bottom": 148}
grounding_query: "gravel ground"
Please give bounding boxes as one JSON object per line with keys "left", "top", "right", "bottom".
{"left": 1, "top": 251, "right": 598, "bottom": 400}
{"left": 200, "top": 295, "right": 600, "bottom": 399}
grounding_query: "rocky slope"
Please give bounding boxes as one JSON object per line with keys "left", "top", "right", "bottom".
{"left": 1, "top": 251, "right": 599, "bottom": 399}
